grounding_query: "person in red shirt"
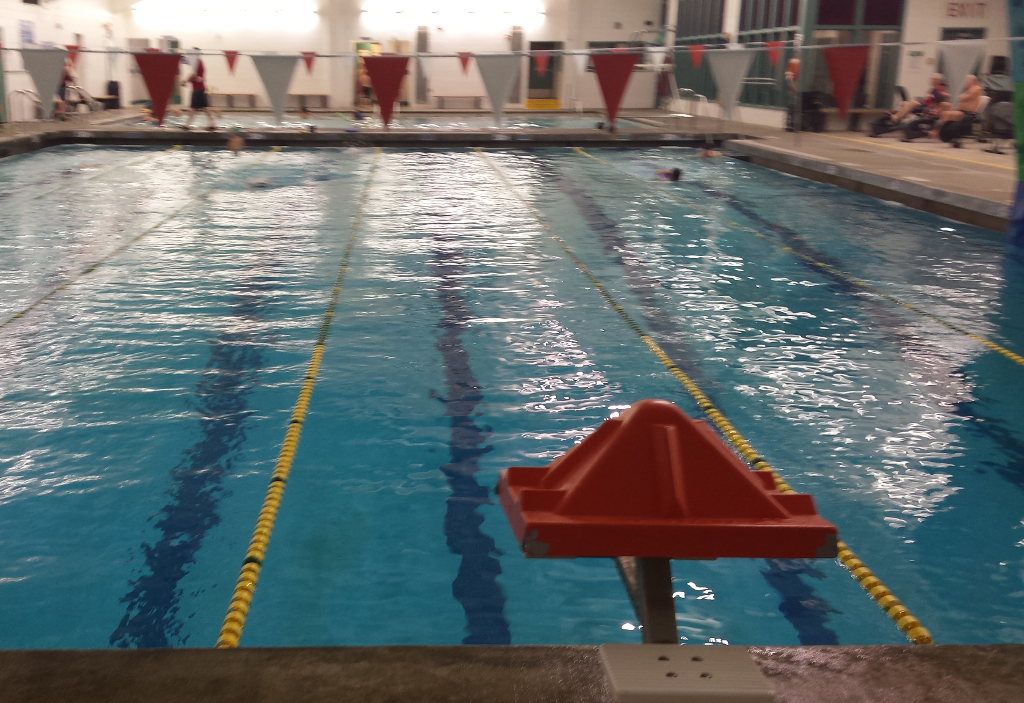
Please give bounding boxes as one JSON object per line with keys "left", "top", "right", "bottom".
{"left": 180, "top": 50, "right": 216, "bottom": 130}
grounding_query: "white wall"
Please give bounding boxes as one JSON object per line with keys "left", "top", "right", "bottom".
{"left": 898, "top": 0, "right": 1008, "bottom": 99}
{"left": 1, "top": 0, "right": 129, "bottom": 118}
{"left": 3, "top": 0, "right": 667, "bottom": 116}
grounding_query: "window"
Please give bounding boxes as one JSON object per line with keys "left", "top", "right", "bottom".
{"left": 740, "top": 0, "right": 800, "bottom": 33}
{"left": 678, "top": 0, "right": 725, "bottom": 38}
{"left": 817, "top": 0, "right": 856, "bottom": 26}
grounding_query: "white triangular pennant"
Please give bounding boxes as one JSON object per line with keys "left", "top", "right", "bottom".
{"left": 476, "top": 54, "right": 521, "bottom": 126}
{"left": 251, "top": 55, "right": 298, "bottom": 124}
{"left": 939, "top": 40, "right": 985, "bottom": 100}
{"left": 21, "top": 48, "right": 68, "bottom": 120}
{"left": 185, "top": 49, "right": 200, "bottom": 69}
{"left": 572, "top": 52, "right": 590, "bottom": 74}
{"left": 417, "top": 54, "right": 431, "bottom": 82}
{"left": 706, "top": 48, "right": 754, "bottom": 120}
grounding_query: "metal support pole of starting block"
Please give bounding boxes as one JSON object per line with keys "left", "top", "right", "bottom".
{"left": 615, "top": 557, "right": 677, "bottom": 644}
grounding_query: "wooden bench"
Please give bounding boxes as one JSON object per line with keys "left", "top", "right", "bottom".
{"left": 288, "top": 94, "right": 329, "bottom": 109}
{"left": 436, "top": 96, "right": 483, "bottom": 109}
{"left": 208, "top": 93, "right": 258, "bottom": 109}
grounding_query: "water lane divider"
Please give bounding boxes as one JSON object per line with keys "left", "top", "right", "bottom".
{"left": 572, "top": 147, "right": 1024, "bottom": 370}
{"left": 475, "top": 147, "right": 933, "bottom": 645}
{"left": 1, "top": 146, "right": 281, "bottom": 333}
{"left": 215, "top": 148, "right": 382, "bottom": 649}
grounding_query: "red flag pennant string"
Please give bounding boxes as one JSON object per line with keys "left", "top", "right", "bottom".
{"left": 301, "top": 51, "right": 316, "bottom": 74}
{"left": 144, "top": 47, "right": 160, "bottom": 53}
{"left": 65, "top": 45, "right": 80, "bottom": 67}
{"left": 687, "top": 44, "right": 705, "bottom": 69}
{"left": 224, "top": 50, "right": 239, "bottom": 73}
{"left": 765, "top": 41, "right": 783, "bottom": 68}
{"left": 132, "top": 52, "right": 181, "bottom": 126}
{"left": 533, "top": 52, "right": 550, "bottom": 77}
{"left": 590, "top": 52, "right": 641, "bottom": 129}
{"left": 457, "top": 52, "right": 472, "bottom": 74}
{"left": 364, "top": 55, "right": 409, "bottom": 128}
{"left": 822, "top": 45, "right": 869, "bottom": 119}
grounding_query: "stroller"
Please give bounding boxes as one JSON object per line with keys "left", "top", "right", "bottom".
{"left": 869, "top": 87, "right": 911, "bottom": 137}
{"left": 982, "top": 100, "right": 1014, "bottom": 154}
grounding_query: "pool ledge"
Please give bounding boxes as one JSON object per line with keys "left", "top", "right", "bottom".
{"left": 0, "top": 644, "right": 1021, "bottom": 702}
{"left": 725, "top": 138, "right": 1010, "bottom": 233}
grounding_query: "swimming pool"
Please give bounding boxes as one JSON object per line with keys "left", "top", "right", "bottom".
{"left": 120, "top": 112, "right": 647, "bottom": 132}
{"left": 1, "top": 145, "right": 1022, "bottom": 649}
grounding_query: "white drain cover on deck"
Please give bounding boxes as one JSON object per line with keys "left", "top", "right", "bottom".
{"left": 599, "top": 644, "right": 774, "bottom": 703}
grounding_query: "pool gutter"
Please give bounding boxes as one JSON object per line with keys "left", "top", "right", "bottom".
{"left": 0, "top": 644, "right": 1020, "bottom": 702}
{"left": 725, "top": 138, "right": 1010, "bottom": 233}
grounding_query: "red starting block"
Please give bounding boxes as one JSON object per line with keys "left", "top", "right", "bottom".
{"left": 496, "top": 399, "right": 837, "bottom": 560}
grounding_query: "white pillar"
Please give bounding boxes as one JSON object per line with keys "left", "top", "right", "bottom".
{"left": 722, "top": 0, "right": 742, "bottom": 46}
{"left": 664, "top": 0, "right": 679, "bottom": 51}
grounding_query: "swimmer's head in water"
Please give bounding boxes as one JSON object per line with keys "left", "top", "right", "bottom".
{"left": 670, "top": 168, "right": 681, "bottom": 181}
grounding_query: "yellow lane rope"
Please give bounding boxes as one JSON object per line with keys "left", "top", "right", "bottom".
{"left": 215, "top": 147, "right": 382, "bottom": 649}
{"left": 1, "top": 147, "right": 281, "bottom": 333}
{"left": 818, "top": 132, "right": 1017, "bottom": 171}
{"left": 573, "top": 147, "right": 1024, "bottom": 370}
{"left": 475, "top": 147, "right": 933, "bottom": 645}
{"left": 0, "top": 145, "right": 185, "bottom": 212}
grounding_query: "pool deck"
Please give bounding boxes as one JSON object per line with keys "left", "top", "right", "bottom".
{"left": 0, "top": 644, "right": 1021, "bottom": 702}
{"left": 0, "top": 108, "right": 1015, "bottom": 232}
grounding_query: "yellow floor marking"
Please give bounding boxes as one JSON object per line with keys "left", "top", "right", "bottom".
{"left": 816, "top": 132, "right": 1017, "bottom": 171}
{"left": 479, "top": 147, "right": 933, "bottom": 645}
{"left": 572, "top": 148, "right": 1024, "bottom": 370}
{"left": 1, "top": 147, "right": 281, "bottom": 333}
{"left": 215, "top": 148, "right": 382, "bottom": 649}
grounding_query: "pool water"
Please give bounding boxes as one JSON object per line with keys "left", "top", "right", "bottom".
{"left": 1, "top": 145, "right": 1022, "bottom": 649}
{"left": 122, "top": 112, "right": 645, "bottom": 132}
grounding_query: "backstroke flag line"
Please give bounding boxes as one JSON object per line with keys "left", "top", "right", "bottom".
{"left": 252, "top": 55, "right": 298, "bottom": 124}
{"left": 590, "top": 52, "right": 640, "bottom": 128}
{"left": 822, "top": 46, "right": 869, "bottom": 119}
{"left": 458, "top": 52, "right": 472, "bottom": 74}
{"left": 572, "top": 52, "right": 589, "bottom": 74}
{"left": 364, "top": 55, "right": 409, "bottom": 127}
{"left": 224, "top": 51, "right": 239, "bottom": 74}
{"left": 132, "top": 51, "right": 181, "bottom": 126}
{"left": 706, "top": 49, "right": 754, "bottom": 121}
{"left": 939, "top": 40, "right": 985, "bottom": 99}
{"left": 687, "top": 44, "right": 706, "bottom": 69}
{"left": 476, "top": 54, "right": 521, "bottom": 126}
{"left": 21, "top": 48, "right": 68, "bottom": 120}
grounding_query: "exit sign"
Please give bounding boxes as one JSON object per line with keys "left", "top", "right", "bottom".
{"left": 946, "top": 2, "right": 986, "bottom": 17}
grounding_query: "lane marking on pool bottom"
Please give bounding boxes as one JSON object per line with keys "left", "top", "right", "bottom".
{"left": 475, "top": 147, "right": 933, "bottom": 646}
{"left": 215, "top": 147, "right": 382, "bottom": 649}
{"left": 0, "top": 146, "right": 282, "bottom": 334}
{"left": 572, "top": 147, "right": 1024, "bottom": 371}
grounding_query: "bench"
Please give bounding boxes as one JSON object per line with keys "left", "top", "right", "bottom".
{"left": 436, "top": 96, "right": 483, "bottom": 109}
{"left": 208, "top": 93, "right": 258, "bottom": 109}
{"left": 288, "top": 94, "right": 329, "bottom": 109}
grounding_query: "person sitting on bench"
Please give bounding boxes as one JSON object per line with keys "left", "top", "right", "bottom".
{"left": 888, "top": 74, "right": 950, "bottom": 125}
{"left": 929, "top": 75, "right": 983, "bottom": 138}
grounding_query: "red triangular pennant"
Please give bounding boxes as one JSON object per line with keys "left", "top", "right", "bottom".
{"left": 363, "top": 55, "right": 409, "bottom": 128}
{"left": 687, "top": 44, "right": 705, "bottom": 69}
{"left": 132, "top": 52, "right": 181, "bottom": 126}
{"left": 822, "top": 45, "right": 869, "bottom": 119}
{"left": 533, "top": 52, "right": 550, "bottom": 77}
{"left": 457, "top": 52, "right": 472, "bottom": 74}
{"left": 590, "top": 52, "right": 640, "bottom": 129}
{"left": 224, "top": 50, "right": 239, "bottom": 73}
{"left": 301, "top": 51, "right": 316, "bottom": 74}
{"left": 765, "top": 41, "right": 783, "bottom": 68}
{"left": 65, "top": 45, "right": 80, "bottom": 67}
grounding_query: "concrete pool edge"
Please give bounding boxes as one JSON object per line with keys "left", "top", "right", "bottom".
{"left": 725, "top": 138, "right": 1010, "bottom": 233}
{"left": 0, "top": 644, "right": 1021, "bottom": 702}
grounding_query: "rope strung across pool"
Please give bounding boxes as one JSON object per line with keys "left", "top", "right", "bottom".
{"left": 475, "top": 147, "right": 933, "bottom": 646}
{"left": 0, "top": 146, "right": 281, "bottom": 333}
{"left": 572, "top": 147, "right": 1024, "bottom": 370}
{"left": 215, "top": 148, "right": 382, "bottom": 649}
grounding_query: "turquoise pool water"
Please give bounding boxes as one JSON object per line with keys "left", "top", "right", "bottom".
{"left": 121, "top": 112, "right": 644, "bottom": 131}
{"left": 1, "top": 145, "right": 1022, "bottom": 649}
